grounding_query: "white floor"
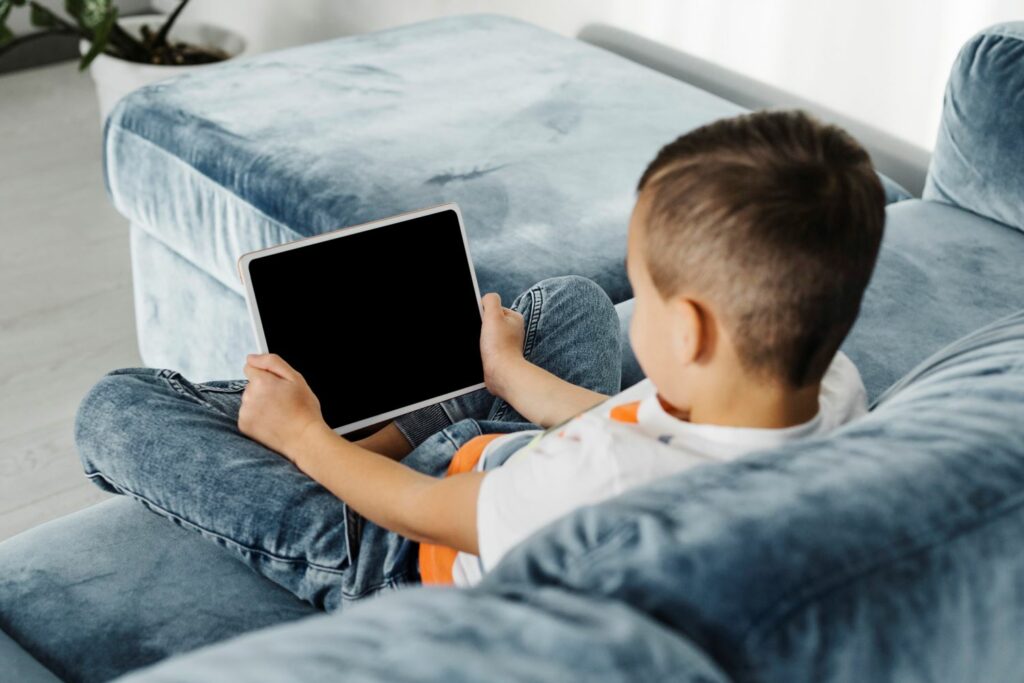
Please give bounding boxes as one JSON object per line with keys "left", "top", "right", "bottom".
{"left": 0, "top": 62, "right": 142, "bottom": 540}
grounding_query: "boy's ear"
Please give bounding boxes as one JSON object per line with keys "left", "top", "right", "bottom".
{"left": 671, "top": 296, "right": 712, "bottom": 366}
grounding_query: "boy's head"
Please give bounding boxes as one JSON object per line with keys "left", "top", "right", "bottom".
{"left": 626, "top": 110, "right": 885, "bottom": 410}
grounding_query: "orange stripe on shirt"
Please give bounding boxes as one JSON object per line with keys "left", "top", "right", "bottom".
{"left": 609, "top": 400, "right": 641, "bottom": 424}
{"left": 419, "top": 433, "right": 504, "bottom": 586}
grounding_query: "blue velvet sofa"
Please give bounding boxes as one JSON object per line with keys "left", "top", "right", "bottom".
{"left": 2, "top": 15, "right": 1023, "bottom": 683}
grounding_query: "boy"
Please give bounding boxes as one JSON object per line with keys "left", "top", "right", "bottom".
{"left": 77, "top": 110, "right": 885, "bottom": 607}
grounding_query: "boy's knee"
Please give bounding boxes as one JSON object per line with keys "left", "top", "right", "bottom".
{"left": 539, "top": 275, "right": 617, "bottom": 325}
{"left": 75, "top": 368, "right": 165, "bottom": 473}
{"left": 536, "top": 275, "right": 610, "bottom": 307}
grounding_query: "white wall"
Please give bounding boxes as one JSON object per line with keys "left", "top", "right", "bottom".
{"left": 158, "top": 0, "right": 1024, "bottom": 151}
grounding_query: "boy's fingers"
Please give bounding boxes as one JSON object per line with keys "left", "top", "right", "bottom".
{"left": 482, "top": 293, "right": 523, "bottom": 323}
{"left": 482, "top": 293, "right": 501, "bottom": 318}
{"left": 242, "top": 363, "right": 264, "bottom": 382}
{"left": 247, "top": 353, "right": 299, "bottom": 381}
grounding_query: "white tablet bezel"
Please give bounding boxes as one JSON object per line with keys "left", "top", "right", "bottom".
{"left": 237, "top": 202, "right": 487, "bottom": 435}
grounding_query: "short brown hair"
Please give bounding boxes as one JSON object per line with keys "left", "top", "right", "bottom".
{"left": 637, "top": 110, "right": 885, "bottom": 387}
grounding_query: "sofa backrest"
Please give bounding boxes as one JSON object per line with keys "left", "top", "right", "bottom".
{"left": 840, "top": 198, "right": 1024, "bottom": 401}
{"left": 924, "top": 22, "right": 1024, "bottom": 233}
{"left": 488, "top": 309, "right": 1024, "bottom": 682}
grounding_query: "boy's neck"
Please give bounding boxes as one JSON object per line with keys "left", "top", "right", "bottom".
{"left": 660, "top": 375, "right": 821, "bottom": 430}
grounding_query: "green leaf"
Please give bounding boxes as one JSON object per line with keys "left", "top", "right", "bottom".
{"left": 0, "top": 24, "right": 11, "bottom": 47}
{"left": 80, "top": 0, "right": 109, "bottom": 29}
{"left": 78, "top": 3, "right": 114, "bottom": 70}
{"left": 29, "top": 2, "right": 57, "bottom": 28}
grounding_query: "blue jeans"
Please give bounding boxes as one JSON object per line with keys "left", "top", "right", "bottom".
{"left": 75, "top": 276, "right": 621, "bottom": 612}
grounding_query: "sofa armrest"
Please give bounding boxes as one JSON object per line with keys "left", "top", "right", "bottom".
{"left": 116, "top": 587, "right": 732, "bottom": 683}
{"left": 923, "top": 22, "right": 1024, "bottom": 233}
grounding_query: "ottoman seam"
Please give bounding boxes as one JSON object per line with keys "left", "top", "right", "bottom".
{"left": 108, "top": 121, "right": 296, "bottom": 233}
{"left": 131, "top": 224, "right": 246, "bottom": 298}
{"left": 110, "top": 123, "right": 302, "bottom": 292}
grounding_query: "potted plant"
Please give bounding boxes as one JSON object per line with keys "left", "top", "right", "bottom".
{"left": 0, "top": 0, "right": 245, "bottom": 119}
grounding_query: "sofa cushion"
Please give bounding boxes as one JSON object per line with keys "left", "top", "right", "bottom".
{"left": 0, "top": 497, "right": 315, "bottom": 683}
{"left": 488, "top": 309, "right": 1024, "bottom": 682}
{"left": 924, "top": 22, "right": 1024, "bottom": 233}
{"left": 842, "top": 198, "right": 1024, "bottom": 399}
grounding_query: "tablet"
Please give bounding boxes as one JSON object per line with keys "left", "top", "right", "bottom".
{"left": 238, "top": 203, "right": 486, "bottom": 435}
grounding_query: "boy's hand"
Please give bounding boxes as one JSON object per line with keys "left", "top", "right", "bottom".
{"left": 238, "top": 353, "right": 330, "bottom": 464}
{"left": 480, "top": 293, "right": 527, "bottom": 398}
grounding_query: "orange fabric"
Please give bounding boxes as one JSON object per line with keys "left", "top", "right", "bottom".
{"left": 609, "top": 400, "right": 641, "bottom": 424}
{"left": 419, "top": 433, "right": 504, "bottom": 585}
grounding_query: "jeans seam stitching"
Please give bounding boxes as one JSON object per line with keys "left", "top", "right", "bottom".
{"left": 198, "top": 382, "right": 246, "bottom": 394}
{"left": 441, "top": 421, "right": 481, "bottom": 453}
{"left": 158, "top": 369, "right": 220, "bottom": 413}
{"left": 439, "top": 401, "right": 459, "bottom": 425}
{"left": 522, "top": 284, "right": 544, "bottom": 358}
{"left": 344, "top": 570, "right": 420, "bottom": 601}
{"left": 83, "top": 471, "right": 350, "bottom": 575}
{"left": 158, "top": 370, "right": 243, "bottom": 418}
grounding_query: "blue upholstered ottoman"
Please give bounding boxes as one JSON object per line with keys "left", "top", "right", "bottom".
{"left": 105, "top": 14, "right": 909, "bottom": 384}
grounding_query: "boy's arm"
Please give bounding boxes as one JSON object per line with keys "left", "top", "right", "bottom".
{"left": 480, "top": 293, "right": 608, "bottom": 427}
{"left": 487, "top": 356, "right": 608, "bottom": 428}
{"left": 240, "top": 353, "right": 481, "bottom": 553}
{"left": 296, "top": 426, "right": 482, "bottom": 553}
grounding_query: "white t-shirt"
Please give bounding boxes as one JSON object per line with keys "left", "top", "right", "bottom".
{"left": 451, "top": 352, "right": 868, "bottom": 586}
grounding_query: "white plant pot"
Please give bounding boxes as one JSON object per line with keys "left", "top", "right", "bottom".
{"left": 81, "top": 14, "right": 246, "bottom": 123}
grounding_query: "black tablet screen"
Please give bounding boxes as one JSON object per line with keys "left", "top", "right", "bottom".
{"left": 247, "top": 209, "right": 485, "bottom": 431}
